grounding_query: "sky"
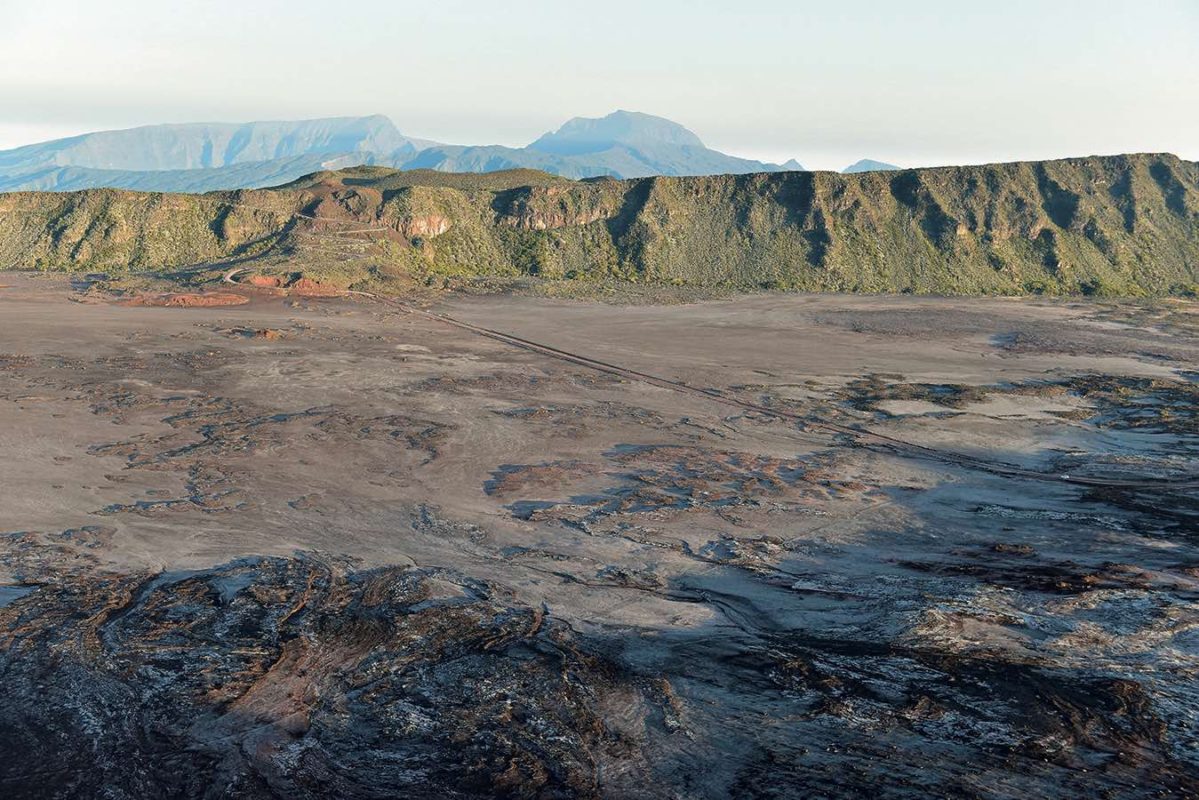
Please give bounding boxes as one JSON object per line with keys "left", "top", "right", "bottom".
{"left": 0, "top": 0, "right": 1196, "bottom": 171}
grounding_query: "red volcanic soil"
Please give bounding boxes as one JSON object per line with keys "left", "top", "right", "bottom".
{"left": 287, "top": 277, "right": 342, "bottom": 296}
{"left": 126, "top": 292, "right": 250, "bottom": 308}
{"left": 237, "top": 273, "right": 342, "bottom": 296}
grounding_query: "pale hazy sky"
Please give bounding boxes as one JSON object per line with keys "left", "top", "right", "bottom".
{"left": 1, "top": 0, "right": 1196, "bottom": 170}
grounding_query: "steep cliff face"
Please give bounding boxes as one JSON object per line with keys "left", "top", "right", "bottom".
{"left": 408, "top": 154, "right": 1199, "bottom": 294}
{"left": 1, "top": 154, "right": 1196, "bottom": 295}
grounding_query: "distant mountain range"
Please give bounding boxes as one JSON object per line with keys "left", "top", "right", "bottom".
{"left": 0, "top": 111, "right": 814, "bottom": 192}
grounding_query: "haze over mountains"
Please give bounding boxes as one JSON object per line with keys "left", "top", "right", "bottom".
{"left": 0, "top": 111, "right": 821, "bottom": 192}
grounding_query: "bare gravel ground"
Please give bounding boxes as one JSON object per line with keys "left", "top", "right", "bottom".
{"left": 1, "top": 273, "right": 1197, "bottom": 798}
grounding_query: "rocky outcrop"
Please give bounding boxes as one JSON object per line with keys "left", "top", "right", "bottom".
{"left": 495, "top": 184, "right": 621, "bottom": 231}
{"left": 397, "top": 214, "right": 452, "bottom": 238}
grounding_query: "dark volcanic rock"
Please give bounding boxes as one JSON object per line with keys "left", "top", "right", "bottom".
{"left": 3, "top": 555, "right": 1198, "bottom": 799}
{"left": 0, "top": 559, "right": 651, "bottom": 799}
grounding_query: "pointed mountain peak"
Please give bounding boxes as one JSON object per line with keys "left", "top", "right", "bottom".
{"left": 528, "top": 110, "right": 705, "bottom": 156}
{"left": 842, "top": 158, "right": 900, "bottom": 173}
{"left": 780, "top": 158, "right": 805, "bottom": 171}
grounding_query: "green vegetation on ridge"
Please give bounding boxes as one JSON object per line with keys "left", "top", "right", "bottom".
{"left": 1, "top": 154, "right": 1196, "bottom": 298}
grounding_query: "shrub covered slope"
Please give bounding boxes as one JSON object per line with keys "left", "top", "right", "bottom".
{"left": 1, "top": 154, "right": 1196, "bottom": 296}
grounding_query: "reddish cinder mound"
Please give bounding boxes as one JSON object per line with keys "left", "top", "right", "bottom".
{"left": 232, "top": 272, "right": 344, "bottom": 297}
{"left": 288, "top": 277, "right": 342, "bottom": 296}
{"left": 128, "top": 292, "right": 250, "bottom": 308}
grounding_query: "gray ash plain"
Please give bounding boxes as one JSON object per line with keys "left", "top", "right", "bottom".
{"left": 1, "top": 273, "right": 1197, "bottom": 798}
